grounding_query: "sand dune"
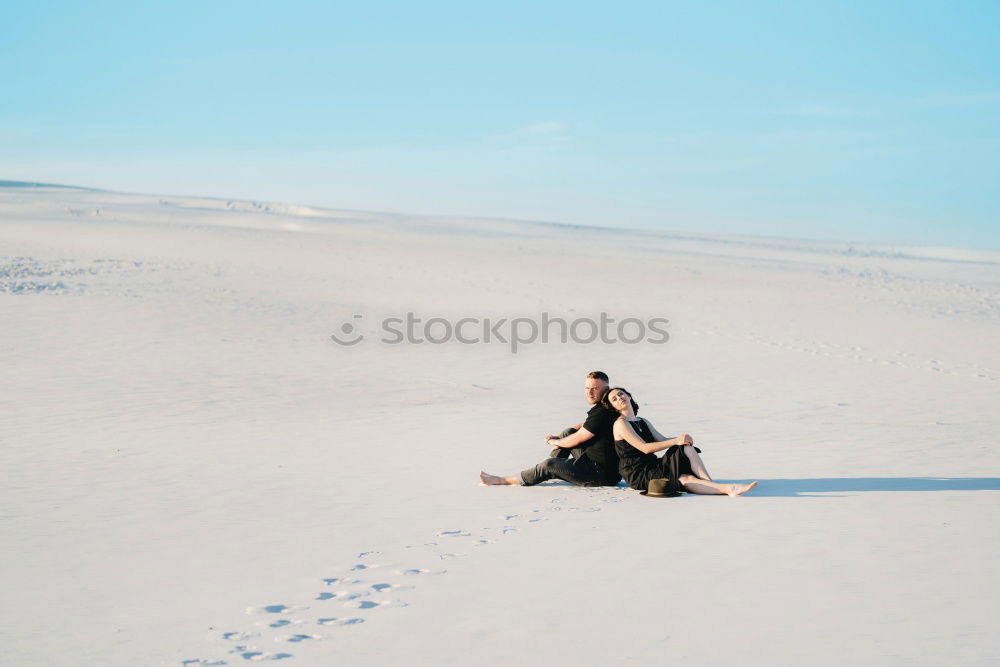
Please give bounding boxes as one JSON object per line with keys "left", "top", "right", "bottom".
{"left": 1, "top": 184, "right": 998, "bottom": 665}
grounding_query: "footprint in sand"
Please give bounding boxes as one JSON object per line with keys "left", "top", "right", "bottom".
{"left": 371, "top": 583, "right": 415, "bottom": 592}
{"left": 321, "top": 591, "right": 370, "bottom": 601}
{"left": 239, "top": 650, "right": 294, "bottom": 661}
{"left": 275, "top": 633, "right": 323, "bottom": 643}
{"left": 215, "top": 496, "right": 605, "bottom": 662}
{"left": 316, "top": 617, "right": 365, "bottom": 627}
{"left": 246, "top": 605, "right": 308, "bottom": 615}
{"left": 398, "top": 568, "right": 447, "bottom": 576}
{"left": 342, "top": 599, "right": 408, "bottom": 610}
{"left": 348, "top": 600, "right": 379, "bottom": 610}
{"left": 182, "top": 660, "right": 226, "bottom": 666}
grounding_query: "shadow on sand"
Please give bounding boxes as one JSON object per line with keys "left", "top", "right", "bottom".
{"left": 745, "top": 477, "right": 1000, "bottom": 497}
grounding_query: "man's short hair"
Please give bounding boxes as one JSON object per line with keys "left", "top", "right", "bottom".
{"left": 586, "top": 370, "right": 609, "bottom": 383}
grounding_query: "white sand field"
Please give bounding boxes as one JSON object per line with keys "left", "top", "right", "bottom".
{"left": 2, "top": 183, "right": 998, "bottom": 666}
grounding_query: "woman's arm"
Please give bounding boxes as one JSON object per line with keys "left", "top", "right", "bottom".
{"left": 613, "top": 418, "right": 684, "bottom": 455}
{"left": 645, "top": 419, "right": 693, "bottom": 448}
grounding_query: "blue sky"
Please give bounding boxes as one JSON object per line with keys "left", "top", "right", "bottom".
{"left": 3, "top": 1, "right": 998, "bottom": 248}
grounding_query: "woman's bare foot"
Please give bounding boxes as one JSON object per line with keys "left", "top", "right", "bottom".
{"left": 480, "top": 471, "right": 519, "bottom": 486}
{"left": 727, "top": 481, "right": 758, "bottom": 496}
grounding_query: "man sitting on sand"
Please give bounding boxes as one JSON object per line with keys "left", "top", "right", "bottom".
{"left": 480, "top": 370, "right": 622, "bottom": 487}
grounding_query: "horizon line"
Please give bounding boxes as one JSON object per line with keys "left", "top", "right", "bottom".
{"left": 3, "top": 178, "right": 999, "bottom": 262}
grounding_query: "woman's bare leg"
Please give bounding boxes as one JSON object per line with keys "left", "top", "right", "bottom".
{"left": 679, "top": 474, "right": 757, "bottom": 496}
{"left": 683, "top": 445, "right": 712, "bottom": 480}
{"left": 480, "top": 471, "right": 521, "bottom": 486}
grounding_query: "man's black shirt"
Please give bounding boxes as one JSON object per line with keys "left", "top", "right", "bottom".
{"left": 571, "top": 403, "right": 621, "bottom": 485}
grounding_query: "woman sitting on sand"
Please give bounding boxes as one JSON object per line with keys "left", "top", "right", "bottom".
{"left": 604, "top": 387, "right": 757, "bottom": 497}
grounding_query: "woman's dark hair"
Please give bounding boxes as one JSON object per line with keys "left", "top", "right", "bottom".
{"left": 602, "top": 386, "right": 639, "bottom": 415}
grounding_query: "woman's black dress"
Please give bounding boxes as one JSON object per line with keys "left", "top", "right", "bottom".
{"left": 614, "top": 418, "right": 700, "bottom": 492}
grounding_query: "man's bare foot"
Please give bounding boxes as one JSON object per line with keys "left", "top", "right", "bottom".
{"left": 727, "top": 481, "right": 758, "bottom": 496}
{"left": 480, "top": 471, "right": 518, "bottom": 486}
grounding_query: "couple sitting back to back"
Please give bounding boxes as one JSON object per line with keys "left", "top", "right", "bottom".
{"left": 480, "top": 371, "right": 757, "bottom": 497}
